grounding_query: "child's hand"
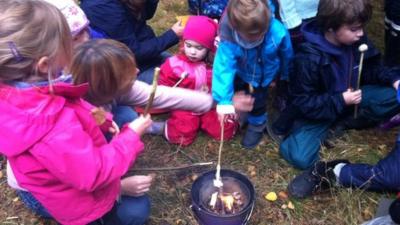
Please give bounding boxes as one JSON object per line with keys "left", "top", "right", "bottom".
{"left": 233, "top": 91, "right": 254, "bottom": 112}
{"left": 109, "top": 121, "right": 120, "bottom": 136}
{"left": 171, "top": 20, "right": 184, "bottom": 37}
{"left": 128, "top": 114, "right": 152, "bottom": 136}
{"left": 342, "top": 89, "right": 362, "bottom": 105}
{"left": 121, "top": 175, "right": 154, "bottom": 197}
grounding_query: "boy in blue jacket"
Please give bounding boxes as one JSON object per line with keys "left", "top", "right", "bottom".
{"left": 273, "top": 0, "right": 400, "bottom": 169}
{"left": 212, "top": 0, "right": 293, "bottom": 149}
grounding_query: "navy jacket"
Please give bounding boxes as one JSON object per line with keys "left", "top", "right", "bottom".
{"left": 290, "top": 20, "right": 400, "bottom": 121}
{"left": 385, "top": 0, "right": 400, "bottom": 25}
{"left": 81, "top": 0, "right": 179, "bottom": 70}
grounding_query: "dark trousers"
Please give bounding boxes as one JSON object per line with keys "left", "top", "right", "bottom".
{"left": 339, "top": 134, "right": 400, "bottom": 192}
{"left": 234, "top": 77, "right": 269, "bottom": 125}
{"left": 280, "top": 85, "right": 400, "bottom": 169}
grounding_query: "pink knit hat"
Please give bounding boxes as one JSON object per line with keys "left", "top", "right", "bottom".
{"left": 42, "top": 0, "right": 89, "bottom": 37}
{"left": 183, "top": 16, "right": 218, "bottom": 52}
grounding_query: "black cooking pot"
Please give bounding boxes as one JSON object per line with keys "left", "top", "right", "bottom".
{"left": 191, "top": 169, "right": 255, "bottom": 225}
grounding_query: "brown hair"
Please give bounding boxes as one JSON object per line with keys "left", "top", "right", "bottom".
{"left": 226, "top": 0, "right": 270, "bottom": 35}
{"left": 317, "top": 0, "right": 372, "bottom": 32}
{"left": 71, "top": 39, "right": 138, "bottom": 106}
{"left": 0, "top": 0, "right": 72, "bottom": 83}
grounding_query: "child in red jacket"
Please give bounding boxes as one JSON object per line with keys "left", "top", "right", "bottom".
{"left": 159, "top": 16, "right": 238, "bottom": 146}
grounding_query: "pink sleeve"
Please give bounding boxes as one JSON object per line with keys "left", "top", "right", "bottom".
{"left": 32, "top": 125, "right": 144, "bottom": 192}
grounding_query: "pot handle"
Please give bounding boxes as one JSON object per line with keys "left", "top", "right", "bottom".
{"left": 242, "top": 201, "right": 255, "bottom": 225}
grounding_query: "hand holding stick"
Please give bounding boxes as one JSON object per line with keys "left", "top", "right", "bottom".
{"left": 354, "top": 44, "right": 368, "bottom": 118}
{"left": 172, "top": 71, "right": 189, "bottom": 88}
{"left": 143, "top": 67, "right": 161, "bottom": 116}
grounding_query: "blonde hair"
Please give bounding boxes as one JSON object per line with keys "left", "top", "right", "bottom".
{"left": 227, "top": 0, "right": 270, "bottom": 35}
{"left": 0, "top": 0, "right": 72, "bottom": 83}
{"left": 71, "top": 39, "right": 138, "bottom": 106}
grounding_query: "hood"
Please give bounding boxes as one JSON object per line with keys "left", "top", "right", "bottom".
{"left": 0, "top": 83, "right": 88, "bottom": 157}
{"left": 301, "top": 20, "right": 349, "bottom": 56}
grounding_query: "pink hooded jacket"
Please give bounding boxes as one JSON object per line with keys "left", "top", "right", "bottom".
{"left": 0, "top": 83, "right": 144, "bottom": 225}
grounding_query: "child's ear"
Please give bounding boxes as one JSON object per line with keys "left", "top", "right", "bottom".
{"left": 37, "top": 56, "right": 50, "bottom": 75}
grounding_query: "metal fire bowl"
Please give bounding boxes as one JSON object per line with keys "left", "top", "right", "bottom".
{"left": 191, "top": 169, "right": 255, "bottom": 225}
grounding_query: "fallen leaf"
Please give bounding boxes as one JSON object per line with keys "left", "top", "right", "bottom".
{"left": 12, "top": 197, "right": 19, "bottom": 202}
{"left": 278, "top": 191, "right": 288, "bottom": 200}
{"left": 265, "top": 192, "right": 277, "bottom": 201}
{"left": 250, "top": 170, "right": 257, "bottom": 177}
{"left": 0, "top": 170, "right": 3, "bottom": 179}
{"left": 281, "top": 204, "right": 287, "bottom": 209}
{"left": 288, "top": 201, "right": 295, "bottom": 210}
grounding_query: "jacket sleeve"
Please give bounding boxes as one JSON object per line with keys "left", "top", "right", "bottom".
{"left": 275, "top": 0, "right": 302, "bottom": 29}
{"left": 359, "top": 41, "right": 400, "bottom": 86}
{"left": 82, "top": 1, "right": 179, "bottom": 62}
{"left": 212, "top": 41, "right": 238, "bottom": 105}
{"left": 32, "top": 125, "right": 144, "bottom": 192}
{"left": 144, "top": 0, "right": 159, "bottom": 20}
{"left": 278, "top": 29, "right": 294, "bottom": 81}
{"left": 159, "top": 59, "right": 180, "bottom": 87}
{"left": 117, "top": 80, "right": 214, "bottom": 113}
{"left": 290, "top": 53, "right": 346, "bottom": 120}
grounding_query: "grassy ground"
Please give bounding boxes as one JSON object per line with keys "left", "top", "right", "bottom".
{"left": 0, "top": 0, "right": 395, "bottom": 224}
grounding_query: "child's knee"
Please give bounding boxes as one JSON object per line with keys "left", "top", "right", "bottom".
{"left": 120, "top": 195, "right": 151, "bottom": 224}
{"left": 280, "top": 141, "right": 318, "bottom": 170}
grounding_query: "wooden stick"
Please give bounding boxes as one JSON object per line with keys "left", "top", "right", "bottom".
{"left": 172, "top": 71, "right": 188, "bottom": 88}
{"left": 354, "top": 44, "right": 368, "bottom": 118}
{"left": 214, "top": 119, "right": 224, "bottom": 188}
{"left": 248, "top": 83, "right": 254, "bottom": 94}
{"left": 128, "top": 162, "right": 214, "bottom": 172}
{"left": 143, "top": 67, "right": 161, "bottom": 116}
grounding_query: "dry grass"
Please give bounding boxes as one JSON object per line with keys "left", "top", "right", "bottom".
{"left": 0, "top": 0, "right": 396, "bottom": 225}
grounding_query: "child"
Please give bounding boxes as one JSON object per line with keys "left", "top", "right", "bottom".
{"left": 42, "top": 0, "right": 215, "bottom": 132}
{"left": 158, "top": 16, "right": 238, "bottom": 146}
{"left": 71, "top": 39, "right": 216, "bottom": 134}
{"left": 274, "top": 0, "right": 400, "bottom": 169}
{"left": 0, "top": 1, "right": 153, "bottom": 224}
{"left": 42, "top": 0, "right": 107, "bottom": 48}
{"left": 288, "top": 89, "right": 400, "bottom": 198}
{"left": 213, "top": 0, "right": 293, "bottom": 149}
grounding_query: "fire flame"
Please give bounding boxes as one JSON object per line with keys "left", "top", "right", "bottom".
{"left": 221, "top": 194, "right": 234, "bottom": 211}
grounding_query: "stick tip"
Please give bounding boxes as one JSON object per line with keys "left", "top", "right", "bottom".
{"left": 358, "top": 44, "right": 368, "bottom": 52}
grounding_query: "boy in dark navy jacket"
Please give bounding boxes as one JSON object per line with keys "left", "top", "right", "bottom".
{"left": 274, "top": 0, "right": 400, "bottom": 169}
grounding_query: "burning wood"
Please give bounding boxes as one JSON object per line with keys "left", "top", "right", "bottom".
{"left": 207, "top": 191, "right": 244, "bottom": 215}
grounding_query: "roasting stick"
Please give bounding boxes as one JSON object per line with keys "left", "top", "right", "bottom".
{"left": 213, "top": 119, "right": 225, "bottom": 188}
{"left": 354, "top": 44, "right": 368, "bottom": 118}
{"left": 128, "top": 162, "right": 214, "bottom": 172}
{"left": 143, "top": 67, "right": 161, "bottom": 116}
{"left": 172, "top": 71, "right": 189, "bottom": 88}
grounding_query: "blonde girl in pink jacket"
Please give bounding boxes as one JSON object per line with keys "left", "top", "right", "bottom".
{"left": 0, "top": 0, "right": 154, "bottom": 224}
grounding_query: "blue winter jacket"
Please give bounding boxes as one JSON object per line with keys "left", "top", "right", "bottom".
{"left": 290, "top": 20, "right": 400, "bottom": 121}
{"left": 212, "top": 13, "right": 293, "bottom": 105}
{"left": 81, "top": 0, "right": 179, "bottom": 70}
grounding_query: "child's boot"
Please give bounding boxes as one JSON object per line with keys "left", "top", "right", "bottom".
{"left": 288, "top": 160, "right": 349, "bottom": 198}
{"left": 241, "top": 123, "right": 266, "bottom": 149}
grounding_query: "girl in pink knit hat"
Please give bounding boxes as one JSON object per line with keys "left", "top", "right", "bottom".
{"left": 159, "top": 16, "right": 239, "bottom": 146}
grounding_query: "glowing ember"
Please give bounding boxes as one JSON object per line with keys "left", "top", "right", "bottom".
{"left": 208, "top": 191, "right": 244, "bottom": 215}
